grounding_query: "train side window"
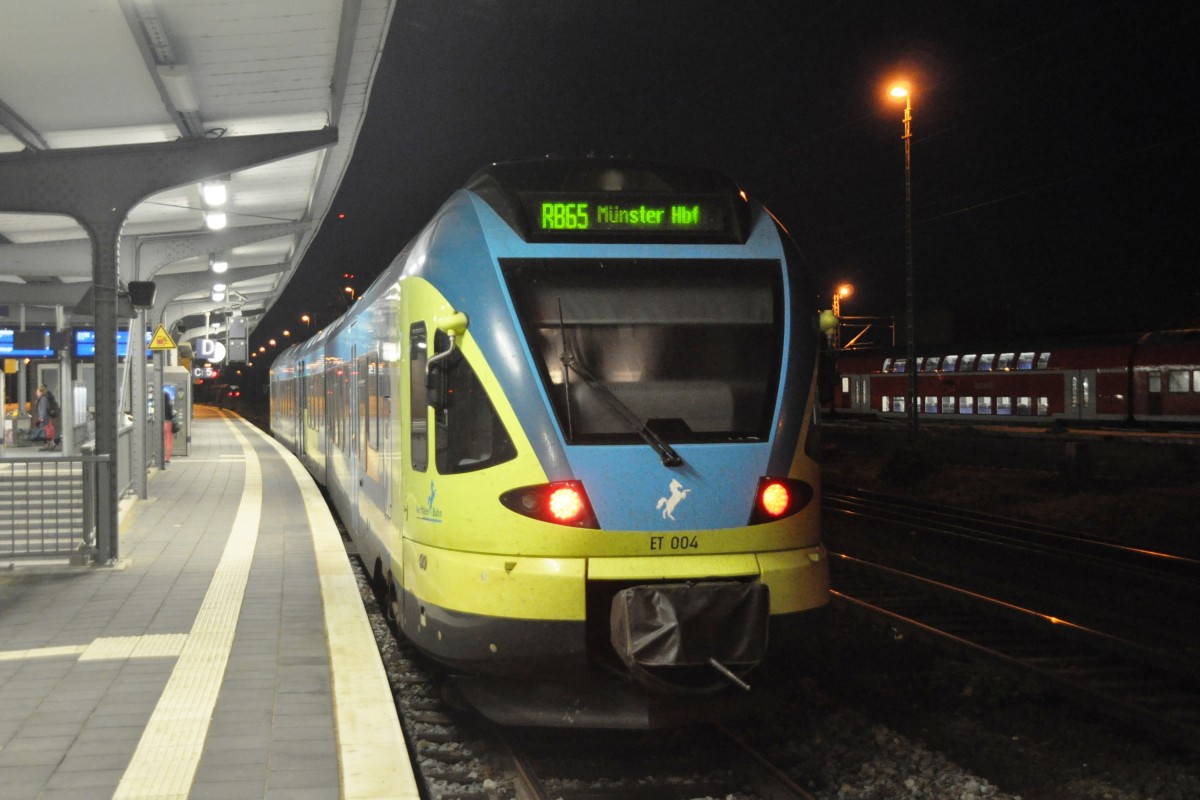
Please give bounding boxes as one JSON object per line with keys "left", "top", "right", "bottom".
{"left": 997, "top": 353, "right": 1015, "bottom": 370}
{"left": 1168, "top": 371, "right": 1191, "bottom": 392}
{"left": 997, "top": 396, "right": 1013, "bottom": 415}
{"left": 841, "top": 376, "right": 850, "bottom": 394}
{"left": 1017, "top": 352, "right": 1035, "bottom": 370}
{"left": 1036, "top": 352, "right": 1051, "bottom": 369}
{"left": 915, "top": 357, "right": 925, "bottom": 372}
{"left": 894, "top": 358, "right": 907, "bottom": 373}
{"left": 1148, "top": 373, "right": 1162, "bottom": 393}
{"left": 1037, "top": 396, "right": 1049, "bottom": 416}
{"left": 979, "top": 354, "right": 995, "bottom": 371}
{"left": 978, "top": 396, "right": 993, "bottom": 414}
{"left": 961, "top": 354, "right": 977, "bottom": 371}
{"left": 943, "top": 355, "right": 958, "bottom": 372}
{"left": 924, "top": 396, "right": 939, "bottom": 413}
{"left": 882, "top": 358, "right": 893, "bottom": 373}
{"left": 924, "top": 356, "right": 940, "bottom": 372}
{"left": 960, "top": 396, "right": 974, "bottom": 414}
{"left": 1194, "top": 370, "right": 1200, "bottom": 392}
{"left": 881, "top": 396, "right": 890, "bottom": 412}
{"left": 941, "top": 396, "right": 956, "bottom": 413}
{"left": 432, "top": 331, "right": 517, "bottom": 474}
{"left": 1016, "top": 396, "right": 1032, "bottom": 415}
{"left": 410, "top": 323, "right": 428, "bottom": 471}
{"left": 892, "top": 396, "right": 905, "bottom": 414}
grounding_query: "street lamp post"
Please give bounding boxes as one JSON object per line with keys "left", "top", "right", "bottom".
{"left": 831, "top": 283, "right": 854, "bottom": 350}
{"left": 891, "top": 83, "right": 918, "bottom": 436}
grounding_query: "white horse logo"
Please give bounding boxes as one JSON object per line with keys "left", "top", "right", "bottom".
{"left": 655, "top": 479, "right": 691, "bottom": 520}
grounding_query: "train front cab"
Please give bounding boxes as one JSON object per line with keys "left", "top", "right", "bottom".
{"left": 384, "top": 222, "right": 827, "bottom": 724}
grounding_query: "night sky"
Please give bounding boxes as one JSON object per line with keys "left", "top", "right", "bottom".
{"left": 260, "top": 1, "right": 1198, "bottom": 352}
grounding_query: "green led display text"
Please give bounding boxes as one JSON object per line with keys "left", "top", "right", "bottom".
{"left": 540, "top": 201, "right": 705, "bottom": 231}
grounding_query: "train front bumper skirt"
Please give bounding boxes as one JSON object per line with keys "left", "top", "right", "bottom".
{"left": 610, "top": 581, "right": 770, "bottom": 692}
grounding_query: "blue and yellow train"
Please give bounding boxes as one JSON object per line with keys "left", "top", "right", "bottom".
{"left": 270, "top": 159, "right": 829, "bottom": 726}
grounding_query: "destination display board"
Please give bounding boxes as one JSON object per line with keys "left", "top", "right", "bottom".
{"left": 73, "top": 328, "right": 153, "bottom": 360}
{"left": 519, "top": 192, "right": 738, "bottom": 242}
{"left": 0, "top": 328, "right": 53, "bottom": 358}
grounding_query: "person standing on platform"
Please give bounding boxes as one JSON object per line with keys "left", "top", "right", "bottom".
{"left": 162, "top": 388, "right": 175, "bottom": 466}
{"left": 32, "top": 384, "right": 60, "bottom": 451}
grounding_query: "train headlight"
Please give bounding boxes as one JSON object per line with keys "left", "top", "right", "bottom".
{"left": 499, "top": 481, "right": 600, "bottom": 528}
{"left": 749, "top": 477, "right": 814, "bottom": 524}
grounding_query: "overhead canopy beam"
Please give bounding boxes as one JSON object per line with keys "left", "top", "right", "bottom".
{"left": 0, "top": 127, "right": 337, "bottom": 564}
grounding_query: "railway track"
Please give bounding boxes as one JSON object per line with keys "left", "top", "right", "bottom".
{"left": 826, "top": 486, "right": 1200, "bottom": 585}
{"left": 825, "top": 486, "right": 1200, "bottom": 653}
{"left": 824, "top": 489, "right": 1200, "bottom": 751}
{"left": 346, "top": 549, "right": 818, "bottom": 800}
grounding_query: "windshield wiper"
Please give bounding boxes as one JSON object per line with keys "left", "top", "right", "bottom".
{"left": 559, "top": 347, "right": 683, "bottom": 468}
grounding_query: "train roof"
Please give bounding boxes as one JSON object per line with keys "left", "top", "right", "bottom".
{"left": 839, "top": 329, "right": 1200, "bottom": 360}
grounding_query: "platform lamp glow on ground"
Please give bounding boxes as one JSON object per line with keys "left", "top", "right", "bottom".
{"left": 890, "top": 82, "right": 918, "bottom": 436}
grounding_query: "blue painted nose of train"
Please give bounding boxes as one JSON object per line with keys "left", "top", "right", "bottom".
{"left": 564, "top": 442, "right": 771, "bottom": 531}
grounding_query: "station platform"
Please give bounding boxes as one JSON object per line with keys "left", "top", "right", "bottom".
{"left": 0, "top": 407, "right": 419, "bottom": 800}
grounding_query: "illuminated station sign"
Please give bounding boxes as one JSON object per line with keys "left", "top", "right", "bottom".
{"left": 520, "top": 192, "right": 738, "bottom": 242}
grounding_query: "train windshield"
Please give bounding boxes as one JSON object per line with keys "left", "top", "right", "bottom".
{"left": 502, "top": 259, "right": 783, "bottom": 444}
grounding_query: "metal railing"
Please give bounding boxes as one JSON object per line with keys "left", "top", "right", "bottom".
{"left": 2, "top": 423, "right": 139, "bottom": 562}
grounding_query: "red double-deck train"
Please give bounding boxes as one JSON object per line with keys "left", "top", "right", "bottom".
{"left": 830, "top": 329, "right": 1200, "bottom": 425}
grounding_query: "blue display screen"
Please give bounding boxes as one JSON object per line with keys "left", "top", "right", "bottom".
{"left": 0, "top": 328, "right": 53, "bottom": 358}
{"left": 72, "top": 328, "right": 153, "bottom": 359}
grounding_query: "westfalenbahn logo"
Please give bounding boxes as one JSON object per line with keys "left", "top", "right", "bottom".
{"left": 416, "top": 480, "right": 442, "bottom": 522}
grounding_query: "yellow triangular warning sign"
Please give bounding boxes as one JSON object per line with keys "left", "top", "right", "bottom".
{"left": 149, "top": 324, "right": 176, "bottom": 351}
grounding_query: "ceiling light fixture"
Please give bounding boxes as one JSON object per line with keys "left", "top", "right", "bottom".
{"left": 157, "top": 64, "right": 200, "bottom": 113}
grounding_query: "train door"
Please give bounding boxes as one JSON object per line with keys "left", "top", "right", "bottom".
{"left": 1067, "top": 369, "right": 1097, "bottom": 419}
{"left": 381, "top": 355, "right": 393, "bottom": 519}
{"left": 298, "top": 359, "right": 307, "bottom": 457}
{"left": 349, "top": 341, "right": 362, "bottom": 533}
{"left": 850, "top": 375, "right": 871, "bottom": 413}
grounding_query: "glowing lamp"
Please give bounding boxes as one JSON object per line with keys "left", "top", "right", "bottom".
{"left": 760, "top": 482, "right": 790, "bottom": 517}
{"left": 548, "top": 487, "right": 585, "bottom": 522}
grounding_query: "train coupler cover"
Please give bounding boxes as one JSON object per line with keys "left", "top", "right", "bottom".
{"left": 610, "top": 581, "right": 769, "bottom": 691}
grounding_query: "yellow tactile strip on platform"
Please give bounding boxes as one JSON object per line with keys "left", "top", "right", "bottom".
{"left": 112, "top": 416, "right": 263, "bottom": 800}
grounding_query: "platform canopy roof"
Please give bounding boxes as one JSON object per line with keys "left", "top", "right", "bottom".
{"left": 0, "top": 0, "right": 395, "bottom": 338}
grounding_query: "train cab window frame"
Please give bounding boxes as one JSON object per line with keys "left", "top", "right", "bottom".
{"left": 501, "top": 258, "right": 784, "bottom": 445}
{"left": 1017, "top": 352, "right": 1036, "bottom": 370}
{"left": 1168, "top": 370, "right": 1191, "bottom": 393}
{"left": 961, "top": 354, "right": 978, "bottom": 371}
{"left": 1037, "top": 352, "right": 1051, "bottom": 369}
{"left": 430, "top": 330, "right": 517, "bottom": 474}
{"left": 943, "top": 355, "right": 958, "bottom": 372}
